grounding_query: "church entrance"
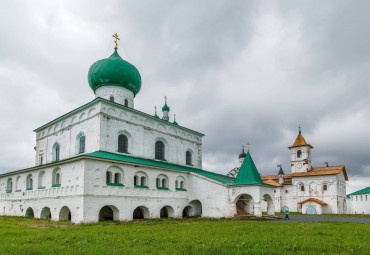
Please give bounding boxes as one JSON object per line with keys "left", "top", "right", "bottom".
{"left": 40, "top": 207, "right": 51, "bottom": 219}
{"left": 263, "top": 194, "right": 274, "bottom": 215}
{"left": 99, "top": 206, "right": 113, "bottom": 221}
{"left": 59, "top": 206, "right": 72, "bottom": 221}
{"left": 182, "top": 206, "right": 192, "bottom": 217}
{"left": 160, "top": 206, "right": 174, "bottom": 218}
{"left": 25, "top": 207, "right": 34, "bottom": 218}
{"left": 236, "top": 194, "right": 254, "bottom": 215}
{"left": 133, "top": 206, "right": 149, "bottom": 219}
{"left": 306, "top": 206, "right": 317, "bottom": 215}
{"left": 160, "top": 207, "right": 168, "bottom": 218}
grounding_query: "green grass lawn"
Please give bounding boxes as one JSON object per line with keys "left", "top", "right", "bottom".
{"left": 0, "top": 216, "right": 369, "bottom": 254}
{"left": 275, "top": 212, "right": 370, "bottom": 218}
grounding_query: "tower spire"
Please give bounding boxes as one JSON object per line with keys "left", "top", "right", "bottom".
{"left": 112, "top": 33, "right": 120, "bottom": 50}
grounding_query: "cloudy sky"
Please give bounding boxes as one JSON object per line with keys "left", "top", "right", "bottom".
{"left": 0, "top": 0, "right": 369, "bottom": 193}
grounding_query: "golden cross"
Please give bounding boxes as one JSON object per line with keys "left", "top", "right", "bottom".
{"left": 112, "top": 33, "right": 120, "bottom": 50}
{"left": 164, "top": 96, "right": 167, "bottom": 104}
{"left": 155, "top": 106, "right": 157, "bottom": 114}
{"left": 247, "top": 142, "right": 250, "bottom": 152}
{"left": 174, "top": 114, "right": 176, "bottom": 121}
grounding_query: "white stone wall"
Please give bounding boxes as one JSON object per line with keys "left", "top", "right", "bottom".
{"left": 35, "top": 100, "right": 203, "bottom": 168}
{"left": 35, "top": 104, "right": 101, "bottom": 165}
{"left": 347, "top": 193, "right": 370, "bottom": 214}
{"left": 0, "top": 160, "right": 85, "bottom": 223}
{"left": 276, "top": 173, "right": 347, "bottom": 214}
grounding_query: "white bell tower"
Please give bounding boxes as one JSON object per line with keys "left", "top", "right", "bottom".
{"left": 289, "top": 128, "right": 313, "bottom": 173}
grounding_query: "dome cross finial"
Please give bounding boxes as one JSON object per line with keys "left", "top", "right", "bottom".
{"left": 155, "top": 106, "right": 157, "bottom": 114}
{"left": 299, "top": 125, "right": 301, "bottom": 134}
{"left": 113, "top": 33, "right": 120, "bottom": 50}
{"left": 247, "top": 142, "right": 250, "bottom": 152}
{"left": 164, "top": 96, "right": 167, "bottom": 104}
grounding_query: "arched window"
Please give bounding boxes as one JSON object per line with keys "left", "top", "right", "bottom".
{"left": 109, "top": 96, "right": 115, "bottom": 102}
{"left": 56, "top": 173, "right": 60, "bottom": 185}
{"left": 124, "top": 99, "right": 128, "bottom": 107}
{"left": 15, "top": 176, "right": 21, "bottom": 191}
{"left": 186, "top": 151, "right": 192, "bottom": 165}
{"left": 52, "top": 168, "right": 61, "bottom": 187}
{"left": 38, "top": 171, "right": 46, "bottom": 189}
{"left": 156, "top": 174, "right": 169, "bottom": 189}
{"left": 6, "top": 178, "right": 12, "bottom": 192}
{"left": 323, "top": 184, "right": 328, "bottom": 191}
{"left": 114, "top": 173, "right": 121, "bottom": 184}
{"left": 140, "top": 176, "right": 146, "bottom": 186}
{"left": 297, "top": 150, "right": 302, "bottom": 158}
{"left": 175, "top": 176, "right": 186, "bottom": 190}
{"left": 26, "top": 174, "right": 33, "bottom": 190}
{"left": 155, "top": 141, "right": 165, "bottom": 160}
{"left": 106, "top": 171, "right": 112, "bottom": 183}
{"left": 79, "top": 136, "right": 86, "bottom": 154}
{"left": 52, "top": 143, "right": 60, "bottom": 161}
{"left": 134, "top": 172, "right": 148, "bottom": 188}
{"left": 300, "top": 184, "right": 305, "bottom": 191}
{"left": 118, "top": 134, "right": 128, "bottom": 153}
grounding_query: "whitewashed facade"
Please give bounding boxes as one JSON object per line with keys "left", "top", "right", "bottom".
{"left": 0, "top": 47, "right": 276, "bottom": 223}
{"left": 346, "top": 188, "right": 370, "bottom": 214}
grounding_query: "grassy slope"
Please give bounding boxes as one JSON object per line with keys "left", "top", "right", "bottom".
{"left": 0, "top": 217, "right": 369, "bottom": 255}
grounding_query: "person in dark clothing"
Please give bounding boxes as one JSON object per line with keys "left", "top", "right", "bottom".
{"left": 285, "top": 208, "right": 290, "bottom": 219}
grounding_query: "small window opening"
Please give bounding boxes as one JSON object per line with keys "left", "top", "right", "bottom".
{"left": 118, "top": 134, "right": 128, "bottom": 152}
{"left": 124, "top": 99, "right": 128, "bottom": 107}
{"left": 186, "top": 151, "right": 192, "bottom": 165}
{"left": 155, "top": 141, "right": 165, "bottom": 160}
{"left": 106, "top": 171, "right": 112, "bottom": 183}
{"left": 140, "top": 176, "right": 146, "bottom": 186}
{"left": 114, "top": 173, "right": 121, "bottom": 184}
{"left": 323, "top": 184, "right": 327, "bottom": 191}
{"left": 297, "top": 150, "right": 302, "bottom": 158}
{"left": 109, "top": 96, "right": 115, "bottom": 102}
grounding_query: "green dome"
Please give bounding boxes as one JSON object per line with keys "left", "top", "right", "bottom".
{"left": 88, "top": 50, "right": 141, "bottom": 95}
{"left": 162, "top": 104, "right": 170, "bottom": 111}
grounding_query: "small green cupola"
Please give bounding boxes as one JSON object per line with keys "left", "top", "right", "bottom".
{"left": 154, "top": 106, "right": 160, "bottom": 118}
{"left": 234, "top": 143, "right": 263, "bottom": 185}
{"left": 173, "top": 114, "right": 178, "bottom": 125}
{"left": 162, "top": 96, "right": 170, "bottom": 121}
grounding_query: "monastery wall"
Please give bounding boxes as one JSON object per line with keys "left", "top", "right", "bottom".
{"left": 0, "top": 160, "right": 85, "bottom": 223}
{"left": 82, "top": 159, "right": 198, "bottom": 222}
{"left": 347, "top": 193, "right": 370, "bottom": 214}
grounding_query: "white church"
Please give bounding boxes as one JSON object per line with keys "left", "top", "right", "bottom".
{"left": 0, "top": 37, "right": 350, "bottom": 223}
